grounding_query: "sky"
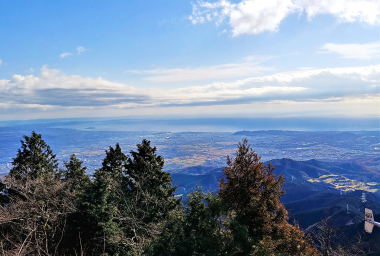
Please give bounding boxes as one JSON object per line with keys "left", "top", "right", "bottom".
{"left": 0, "top": 0, "right": 379, "bottom": 121}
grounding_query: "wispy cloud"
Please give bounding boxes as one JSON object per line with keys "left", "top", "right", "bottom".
{"left": 321, "top": 41, "right": 380, "bottom": 59}
{"left": 128, "top": 56, "right": 272, "bottom": 83}
{"left": 190, "top": 0, "right": 380, "bottom": 36}
{"left": 59, "top": 46, "right": 88, "bottom": 59}
{"left": 0, "top": 59, "right": 4, "bottom": 66}
{"left": 59, "top": 52, "right": 73, "bottom": 59}
{"left": 76, "top": 46, "right": 87, "bottom": 55}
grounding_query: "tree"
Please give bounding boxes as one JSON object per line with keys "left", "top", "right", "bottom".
{"left": 99, "top": 143, "right": 128, "bottom": 179}
{"left": 124, "top": 139, "right": 177, "bottom": 223}
{"left": 78, "top": 143, "right": 129, "bottom": 255}
{"left": 311, "top": 219, "right": 365, "bottom": 256}
{"left": 147, "top": 190, "right": 224, "bottom": 256}
{"left": 0, "top": 176, "right": 76, "bottom": 255}
{"left": 1, "top": 133, "right": 76, "bottom": 255}
{"left": 116, "top": 139, "right": 178, "bottom": 254}
{"left": 72, "top": 141, "right": 178, "bottom": 255}
{"left": 9, "top": 131, "right": 58, "bottom": 181}
{"left": 219, "top": 139, "right": 319, "bottom": 256}
{"left": 62, "top": 154, "right": 90, "bottom": 193}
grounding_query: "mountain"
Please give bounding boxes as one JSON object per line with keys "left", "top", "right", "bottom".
{"left": 171, "top": 158, "right": 380, "bottom": 253}
{"left": 170, "top": 165, "right": 223, "bottom": 195}
{"left": 171, "top": 158, "right": 380, "bottom": 198}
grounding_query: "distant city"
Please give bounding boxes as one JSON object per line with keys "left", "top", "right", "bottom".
{"left": 1, "top": 118, "right": 378, "bottom": 175}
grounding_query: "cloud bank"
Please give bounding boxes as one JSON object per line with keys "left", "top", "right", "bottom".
{"left": 190, "top": 0, "right": 380, "bottom": 36}
{"left": 0, "top": 66, "right": 148, "bottom": 108}
{"left": 0, "top": 64, "right": 379, "bottom": 119}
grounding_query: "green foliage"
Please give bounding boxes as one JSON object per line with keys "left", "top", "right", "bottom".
{"left": 76, "top": 140, "right": 178, "bottom": 255}
{"left": 100, "top": 143, "right": 128, "bottom": 178}
{"left": 9, "top": 131, "right": 58, "bottom": 180}
{"left": 147, "top": 190, "right": 224, "bottom": 256}
{"left": 90, "top": 143, "right": 128, "bottom": 236}
{"left": 124, "top": 139, "right": 178, "bottom": 223}
{"left": 79, "top": 144, "right": 129, "bottom": 255}
{"left": 62, "top": 154, "right": 90, "bottom": 192}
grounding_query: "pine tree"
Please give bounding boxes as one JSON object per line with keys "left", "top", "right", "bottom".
{"left": 62, "top": 154, "right": 90, "bottom": 193}
{"left": 124, "top": 139, "right": 177, "bottom": 223}
{"left": 9, "top": 131, "right": 58, "bottom": 180}
{"left": 220, "top": 139, "right": 319, "bottom": 256}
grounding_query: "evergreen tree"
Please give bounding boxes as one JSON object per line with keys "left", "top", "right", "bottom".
{"left": 148, "top": 190, "right": 224, "bottom": 256}
{"left": 179, "top": 190, "right": 224, "bottom": 256}
{"left": 99, "top": 143, "right": 128, "bottom": 179}
{"left": 62, "top": 154, "right": 90, "bottom": 193}
{"left": 219, "top": 139, "right": 318, "bottom": 256}
{"left": 9, "top": 131, "right": 58, "bottom": 180}
{"left": 80, "top": 143, "right": 129, "bottom": 255}
{"left": 124, "top": 139, "right": 177, "bottom": 223}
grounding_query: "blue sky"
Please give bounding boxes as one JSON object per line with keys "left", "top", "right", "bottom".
{"left": 0, "top": 0, "right": 379, "bottom": 120}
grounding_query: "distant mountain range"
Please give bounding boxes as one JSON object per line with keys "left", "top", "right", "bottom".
{"left": 171, "top": 157, "right": 380, "bottom": 243}
{"left": 172, "top": 158, "right": 380, "bottom": 195}
{"left": 171, "top": 157, "right": 380, "bottom": 253}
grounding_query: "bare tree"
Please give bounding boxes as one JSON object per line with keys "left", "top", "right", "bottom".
{"left": 0, "top": 176, "right": 76, "bottom": 256}
{"left": 311, "top": 219, "right": 365, "bottom": 256}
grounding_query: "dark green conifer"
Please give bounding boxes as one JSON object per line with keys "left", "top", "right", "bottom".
{"left": 148, "top": 190, "right": 223, "bottom": 256}
{"left": 99, "top": 143, "right": 128, "bottom": 178}
{"left": 80, "top": 143, "right": 129, "bottom": 255}
{"left": 9, "top": 131, "right": 58, "bottom": 180}
{"left": 124, "top": 139, "right": 177, "bottom": 223}
{"left": 62, "top": 154, "right": 90, "bottom": 192}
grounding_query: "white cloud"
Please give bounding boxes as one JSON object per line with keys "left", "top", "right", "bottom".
{"left": 190, "top": 0, "right": 380, "bottom": 36}
{"left": 129, "top": 56, "right": 272, "bottom": 83}
{"left": 0, "top": 66, "right": 145, "bottom": 107}
{"left": 0, "top": 59, "right": 3, "bottom": 66}
{"left": 321, "top": 41, "right": 380, "bottom": 59}
{"left": 159, "top": 64, "right": 380, "bottom": 105}
{"left": 0, "top": 64, "right": 379, "bottom": 119}
{"left": 59, "top": 52, "right": 72, "bottom": 58}
{"left": 76, "top": 46, "right": 87, "bottom": 55}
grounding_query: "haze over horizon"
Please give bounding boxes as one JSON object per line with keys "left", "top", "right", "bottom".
{"left": 1, "top": 117, "right": 378, "bottom": 132}
{"left": 0, "top": 0, "right": 379, "bottom": 122}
